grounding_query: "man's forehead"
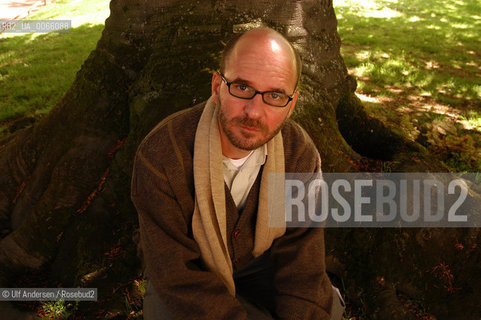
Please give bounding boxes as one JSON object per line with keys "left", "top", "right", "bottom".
{"left": 234, "top": 29, "right": 294, "bottom": 58}
{"left": 225, "top": 33, "right": 296, "bottom": 89}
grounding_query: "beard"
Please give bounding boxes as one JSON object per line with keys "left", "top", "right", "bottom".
{"left": 217, "top": 99, "right": 285, "bottom": 151}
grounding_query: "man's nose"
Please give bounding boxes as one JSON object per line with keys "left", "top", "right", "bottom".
{"left": 243, "top": 93, "right": 264, "bottom": 119}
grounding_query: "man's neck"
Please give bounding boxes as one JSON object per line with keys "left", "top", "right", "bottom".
{"left": 222, "top": 148, "right": 251, "bottom": 159}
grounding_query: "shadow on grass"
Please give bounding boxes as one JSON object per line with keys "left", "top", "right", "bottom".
{"left": 0, "top": 23, "right": 105, "bottom": 135}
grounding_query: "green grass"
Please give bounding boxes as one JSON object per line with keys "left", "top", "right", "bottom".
{"left": 335, "top": 0, "right": 481, "bottom": 172}
{"left": 460, "top": 110, "right": 481, "bottom": 132}
{"left": 39, "top": 300, "right": 78, "bottom": 319}
{"left": 0, "top": 0, "right": 110, "bottom": 134}
{"left": 335, "top": 0, "right": 481, "bottom": 103}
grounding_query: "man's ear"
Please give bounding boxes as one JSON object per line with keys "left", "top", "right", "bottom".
{"left": 286, "top": 91, "right": 299, "bottom": 119}
{"left": 211, "top": 72, "right": 222, "bottom": 100}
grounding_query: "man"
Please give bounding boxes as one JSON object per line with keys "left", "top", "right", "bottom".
{"left": 131, "top": 27, "right": 344, "bottom": 319}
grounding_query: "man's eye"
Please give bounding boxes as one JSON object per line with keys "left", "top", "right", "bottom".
{"left": 268, "top": 92, "right": 281, "bottom": 100}
{"left": 235, "top": 84, "right": 249, "bottom": 91}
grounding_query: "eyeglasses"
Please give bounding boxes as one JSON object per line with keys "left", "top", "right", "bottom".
{"left": 220, "top": 74, "right": 294, "bottom": 108}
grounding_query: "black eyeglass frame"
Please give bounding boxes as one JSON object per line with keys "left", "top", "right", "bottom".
{"left": 219, "top": 73, "right": 295, "bottom": 108}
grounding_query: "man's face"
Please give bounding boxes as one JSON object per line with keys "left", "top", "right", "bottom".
{"left": 212, "top": 34, "right": 299, "bottom": 158}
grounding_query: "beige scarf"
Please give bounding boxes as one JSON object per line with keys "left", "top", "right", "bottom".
{"left": 192, "top": 97, "right": 286, "bottom": 295}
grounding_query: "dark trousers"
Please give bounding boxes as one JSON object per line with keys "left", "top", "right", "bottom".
{"left": 143, "top": 253, "right": 345, "bottom": 319}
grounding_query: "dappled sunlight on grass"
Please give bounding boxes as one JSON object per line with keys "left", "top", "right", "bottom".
{"left": 0, "top": 0, "right": 110, "bottom": 40}
{"left": 25, "top": 0, "right": 109, "bottom": 27}
{"left": 335, "top": 0, "right": 402, "bottom": 19}
{"left": 335, "top": 0, "right": 481, "bottom": 171}
{"left": 460, "top": 111, "right": 481, "bottom": 132}
{"left": 0, "top": 0, "right": 110, "bottom": 135}
{"left": 335, "top": 0, "right": 481, "bottom": 108}
{"left": 0, "top": 24, "right": 106, "bottom": 122}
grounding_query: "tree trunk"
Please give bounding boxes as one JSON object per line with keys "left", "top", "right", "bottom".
{"left": 0, "top": 0, "right": 479, "bottom": 318}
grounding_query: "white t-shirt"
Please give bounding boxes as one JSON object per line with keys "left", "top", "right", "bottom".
{"left": 223, "top": 145, "right": 267, "bottom": 209}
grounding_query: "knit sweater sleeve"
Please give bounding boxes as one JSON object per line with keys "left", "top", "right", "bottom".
{"left": 271, "top": 123, "right": 333, "bottom": 320}
{"left": 131, "top": 133, "right": 248, "bottom": 319}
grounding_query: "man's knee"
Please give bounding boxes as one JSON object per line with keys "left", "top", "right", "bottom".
{"left": 330, "top": 286, "right": 346, "bottom": 320}
{"left": 143, "top": 277, "right": 174, "bottom": 320}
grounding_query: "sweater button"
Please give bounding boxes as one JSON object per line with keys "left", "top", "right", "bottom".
{"left": 233, "top": 229, "right": 241, "bottom": 239}
{"left": 234, "top": 258, "right": 240, "bottom": 264}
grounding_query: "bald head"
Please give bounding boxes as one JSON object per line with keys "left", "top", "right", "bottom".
{"left": 220, "top": 28, "right": 301, "bottom": 89}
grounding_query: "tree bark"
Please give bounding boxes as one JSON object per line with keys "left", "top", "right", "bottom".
{"left": 0, "top": 0, "right": 479, "bottom": 318}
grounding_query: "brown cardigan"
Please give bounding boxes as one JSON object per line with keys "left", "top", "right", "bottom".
{"left": 131, "top": 102, "right": 333, "bottom": 319}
